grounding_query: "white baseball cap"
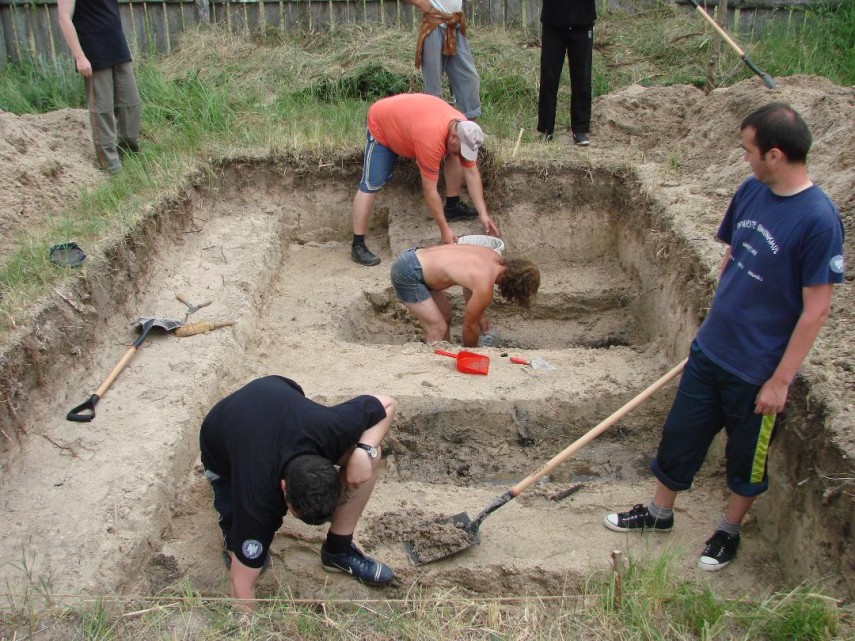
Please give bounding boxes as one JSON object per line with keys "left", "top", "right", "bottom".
{"left": 457, "top": 121, "right": 484, "bottom": 161}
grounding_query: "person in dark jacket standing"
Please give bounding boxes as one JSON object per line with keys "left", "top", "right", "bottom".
{"left": 58, "top": 0, "right": 141, "bottom": 174}
{"left": 537, "top": 0, "right": 596, "bottom": 145}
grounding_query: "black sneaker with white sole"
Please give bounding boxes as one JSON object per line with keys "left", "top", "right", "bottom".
{"left": 603, "top": 503, "right": 674, "bottom": 533}
{"left": 572, "top": 132, "right": 590, "bottom": 146}
{"left": 321, "top": 542, "right": 394, "bottom": 586}
{"left": 698, "top": 530, "right": 740, "bottom": 571}
{"left": 351, "top": 243, "right": 381, "bottom": 266}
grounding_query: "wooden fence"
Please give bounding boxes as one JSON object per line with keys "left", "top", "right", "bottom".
{"left": 0, "top": 0, "right": 838, "bottom": 69}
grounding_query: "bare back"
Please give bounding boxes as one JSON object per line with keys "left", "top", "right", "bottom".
{"left": 415, "top": 244, "right": 503, "bottom": 295}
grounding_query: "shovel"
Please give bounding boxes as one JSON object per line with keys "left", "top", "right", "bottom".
{"left": 510, "top": 355, "right": 555, "bottom": 370}
{"left": 685, "top": 0, "right": 776, "bottom": 89}
{"left": 405, "top": 357, "right": 688, "bottom": 565}
{"left": 435, "top": 349, "right": 490, "bottom": 375}
{"left": 66, "top": 316, "right": 183, "bottom": 422}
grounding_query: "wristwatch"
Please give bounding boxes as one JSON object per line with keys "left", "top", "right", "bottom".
{"left": 356, "top": 443, "right": 378, "bottom": 459}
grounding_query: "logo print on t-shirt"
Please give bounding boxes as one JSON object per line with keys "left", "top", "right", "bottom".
{"left": 830, "top": 255, "right": 844, "bottom": 274}
{"left": 242, "top": 539, "right": 263, "bottom": 560}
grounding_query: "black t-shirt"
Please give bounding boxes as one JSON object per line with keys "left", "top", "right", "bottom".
{"left": 199, "top": 376, "right": 386, "bottom": 567}
{"left": 541, "top": 0, "right": 597, "bottom": 28}
{"left": 71, "top": 0, "right": 131, "bottom": 71}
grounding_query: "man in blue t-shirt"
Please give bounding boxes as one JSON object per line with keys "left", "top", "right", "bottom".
{"left": 200, "top": 376, "right": 397, "bottom": 607}
{"left": 603, "top": 103, "right": 845, "bottom": 571}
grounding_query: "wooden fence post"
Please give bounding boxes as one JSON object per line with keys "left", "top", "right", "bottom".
{"left": 196, "top": 0, "right": 210, "bottom": 24}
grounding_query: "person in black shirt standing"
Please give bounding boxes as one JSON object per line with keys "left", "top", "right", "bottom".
{"left": 537, "top": 0, "right": 596, "bottom": 146}
{"left": 57, "top": 0, "right": 141, "bottom": 174}
{"left": 200, "top": 376, "right": 396, "bottom": 606}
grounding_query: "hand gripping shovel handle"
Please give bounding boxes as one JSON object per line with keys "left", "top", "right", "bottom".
{"left": 66, "top": 319, "right": 156, "bottom": 422}
{"left": 509, "top": 358, "right": 688, "bottom": 498}
{"left": 685, "top": 0, "right": 777, "bottom": 89}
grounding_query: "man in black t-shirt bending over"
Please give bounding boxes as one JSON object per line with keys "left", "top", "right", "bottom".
{"left": 200, "top": 376, "right": 396, "bottom": 605}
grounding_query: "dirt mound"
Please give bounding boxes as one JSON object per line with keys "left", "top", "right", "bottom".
{"left": 0, "top": 109, "right": 103, "bottom": 260}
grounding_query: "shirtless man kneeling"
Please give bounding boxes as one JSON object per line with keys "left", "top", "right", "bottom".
{"left": 391, "top": 244, "right": 540, "bottom": 347}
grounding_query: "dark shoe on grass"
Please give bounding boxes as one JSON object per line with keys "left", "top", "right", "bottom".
{"left": 603, "top": 503, "right": 673, "bottom": 533}
{"left": 572, "top": 132, "right": 590, "bottom": 146}
{"left": 321, "top": 542, "right": 394, "bottom": 586}
{"left": 351, "top": 243, "right": 381, "bottom": 266}
{"left": 118, "top": 139, "right": 141, "bottom": 155}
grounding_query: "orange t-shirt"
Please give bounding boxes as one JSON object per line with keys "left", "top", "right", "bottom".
{"left": 366, "top": 93, "right": 476, "bottom": 181}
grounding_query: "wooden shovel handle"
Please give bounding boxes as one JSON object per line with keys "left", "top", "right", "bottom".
{"left": 175, "top": 321, "right": 235, "bottom": 337}
{"left": 688, "top": 0, "right": 745, "bottom": 56}
{"left": 510, "top": 358, "right": 688, "bottom": 497}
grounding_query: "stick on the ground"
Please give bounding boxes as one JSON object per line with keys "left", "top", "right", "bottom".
{"left": 512, "top": 128, "right": 524, "bottom": 158}
{"left": 611, "top": 549, "right": 625, "bottom": 609}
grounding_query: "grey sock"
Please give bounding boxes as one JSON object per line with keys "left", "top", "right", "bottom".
{"left": 647, "top": 501, "right": 673, "bottom": 520}
{"left": 717, "top": 517, "right": 741, "bottom": 537}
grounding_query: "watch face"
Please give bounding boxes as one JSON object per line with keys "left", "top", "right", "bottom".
{"left": 359, "top": 443, "right": 378, "bottom": 459}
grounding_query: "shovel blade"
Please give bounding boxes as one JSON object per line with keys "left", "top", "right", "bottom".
{"left": 404, "top": 511, "right": 481, "bottom": 566}
{"left": 135, "top": 317, "right": 183, "bottom": 332}
{"left": 530, "top": 357, "right": 555, "bottom": 370}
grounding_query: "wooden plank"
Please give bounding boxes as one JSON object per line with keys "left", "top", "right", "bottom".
{"left": 502, "top": 0, "right": 522, "bottom": 30}
{"left": 263, "top": 0, "right": 281, "bottom": 30}
{"left": 6, "top": 2, "right": 25, "bottom": 61}
{"left": 0, "top": 8, "right": 7, "bottom": 68}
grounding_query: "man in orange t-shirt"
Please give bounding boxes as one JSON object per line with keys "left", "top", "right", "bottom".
{"left": 350, "top": 93, "right": 499, "bottom": 266}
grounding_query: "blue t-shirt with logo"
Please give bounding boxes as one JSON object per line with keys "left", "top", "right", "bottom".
{"left": 696, "top": 177, "right": 845, "bottom": 385}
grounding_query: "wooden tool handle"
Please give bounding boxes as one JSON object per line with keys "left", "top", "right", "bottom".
{"left": 175, "top": 321, "right": 235, "bottom": 337}
{"left": 511, "top": 358, "right": 688, "bottom": 496}
{"left": 95, "top": 346, "right": 139, "bottom": 396}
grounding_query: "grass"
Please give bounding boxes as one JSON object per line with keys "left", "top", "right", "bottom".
{"left": 0, "top": 5, "right": 853, "bottom": 637}
{"left": 0, "top": 548, "right": 849, "bottom": 639}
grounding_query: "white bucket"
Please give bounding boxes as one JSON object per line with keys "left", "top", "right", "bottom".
{"left": 458, "top": 235, "right": 505, "bottom": 255}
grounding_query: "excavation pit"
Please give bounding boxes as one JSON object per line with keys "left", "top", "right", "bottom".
{"left": 116, "top": 159, "right": 823, "bottom": 599}
{"left": 0, "top": 146, "right": 851, "bottom": 603}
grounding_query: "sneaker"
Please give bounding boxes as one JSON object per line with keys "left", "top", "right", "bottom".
{"left": 222, "top": 547, "right": 271, "bottom": 574}
{"left": 539, "top": 132, "right": 554, "bottom": 143}
{"left": 321, "top": 542, "right": 394, "bottom": 586}
{"left": 572, "top": 132, "right": 590, "bottom": 146}
{"left": 603, "top": 503, "right": 674, "bottom": 533}
{"left": 351, "top": 243, "right": 381, "bottom": 266}
{"left": 698, "top": 530, "right": 739, "bottom": 572}
{"left": 444, "top": 201, "right": 479, "bottom": 221}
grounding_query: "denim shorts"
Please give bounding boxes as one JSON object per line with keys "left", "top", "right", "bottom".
{"left": 651, "top": 341, "right": 777, "bottom": 497}
{"left": 358, "top": 129, "right": 398, "bottom": 193}
{"left": 391, "top": 248, "right": 432, "bottom": 304}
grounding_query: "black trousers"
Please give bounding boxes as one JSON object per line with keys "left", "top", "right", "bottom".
{"left": 537, "top": 24, "right": 593, "bottom": 135}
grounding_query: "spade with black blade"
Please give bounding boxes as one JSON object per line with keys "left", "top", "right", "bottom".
{"left": 405, "top": 358, "right": 688, "bottom": 565}
{"left": 66, "top": 316, "right": 183, "bottom": 422}
{"left": 685, "top": 0, "right": 777, "bottom": 89}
